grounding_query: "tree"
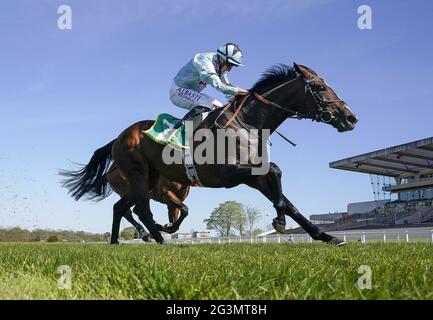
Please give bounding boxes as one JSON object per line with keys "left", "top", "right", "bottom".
{"left": 121, "top": 227, "right": 136, "bottom": 240}
{"left": 233, "top": 205, "right": 247, "bottom": 236}
{"left": 251, "top": 228, "right": 264, "bottom": 236}
{"left": 245, "top": 206, "right": 261, "bottom": 236}
{"left": 204, "top": 201, "right": 244, "bottom": 237}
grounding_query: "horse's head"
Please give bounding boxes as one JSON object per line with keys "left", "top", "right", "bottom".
{"left": 294, "top": 63, "right": 358, "bottom": 132}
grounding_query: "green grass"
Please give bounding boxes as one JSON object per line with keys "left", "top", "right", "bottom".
{"left": 0, "top": 242, "right": 432, "bottom": 300}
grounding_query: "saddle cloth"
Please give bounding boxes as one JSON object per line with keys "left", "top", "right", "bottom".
{"left": 143, "top": 112, "right": 209, "bottom": 186}
{"left": 143, "top": 113, "right": 188, "bottom": 150}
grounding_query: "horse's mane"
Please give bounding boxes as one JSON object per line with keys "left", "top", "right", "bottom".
{"left": 250, "top": 64, "right": 298, "bottom": 94}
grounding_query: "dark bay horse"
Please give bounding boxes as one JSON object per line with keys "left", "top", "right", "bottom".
{"left": 66, "top": 63, "right": 358, "bottom": 245}
{"left": 106, "top": 163, "right": 190, "bottom": 238}
{"left": 60, "top": 147, "right": 190, "bottom": 243}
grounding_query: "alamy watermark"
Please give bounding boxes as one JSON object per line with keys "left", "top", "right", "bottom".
{"left": 57, "top": 265, "right": 72, "bottom": 290}
{"left": 161, "top": 121, "right": 271, "bottom": 175}
{"left": 58, "top": 5, "right": 72, "bottom": 30}
{"left": 357, "top": 5, "right": 373, "bottom": 30}
{"left": 356, "top": 265, "right": 372, "bottom": 290}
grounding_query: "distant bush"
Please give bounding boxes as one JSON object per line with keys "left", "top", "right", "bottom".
{"left": 0, "top": 227, "right": 106, "bottom": 242}
{"left": 47, "top": 235, "right": 59, "bottom": 242}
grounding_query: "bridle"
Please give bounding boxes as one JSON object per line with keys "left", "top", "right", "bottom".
{"left": 256, "top": 76, "right": 344, "bottom": 123}
{"left": 303, "top": 77, "right": 345, "bottom": 123}
{"left": 219, "top": 75, "right": 345, "bottom": 129}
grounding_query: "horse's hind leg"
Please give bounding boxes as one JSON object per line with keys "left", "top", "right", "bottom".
{"left": 133, "top": 193, "right": 165, "bottom": 244}
{"left": 121, "top": 161, "right": 165, "bottom": 244}
{"left": 161, "top": 191, "right": 188, "bottom": 234}
{"left": 107, "top": 164, "right": 149, "bottom": 241}
{"left": 123, "top": 209, "right": 149, "bottom": 240}
{"left": 111, "top": 196, "right": 134, "bottom": 244}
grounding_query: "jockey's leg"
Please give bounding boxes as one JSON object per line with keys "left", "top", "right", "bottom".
{"left": 169, "top": 82, "right": 222, "bottom": 113}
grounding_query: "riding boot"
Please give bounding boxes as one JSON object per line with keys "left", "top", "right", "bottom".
{"left": 173, "top": 106, "right": 212, "bottom": 130}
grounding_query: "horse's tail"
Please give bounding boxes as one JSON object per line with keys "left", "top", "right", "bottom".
{"left": 60, "top": 139, "right": 115, "bottom": 201}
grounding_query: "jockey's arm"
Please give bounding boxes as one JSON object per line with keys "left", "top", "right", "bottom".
{"left": 193, "top": 54, "right": 241, "bottom": 100}
{"left": 205, "top": 74, "right": 239, "bottom": 99}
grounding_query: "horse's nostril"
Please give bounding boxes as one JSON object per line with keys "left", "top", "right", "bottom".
{"left": 347, "top": 115, "right": 357, "bottom": 125}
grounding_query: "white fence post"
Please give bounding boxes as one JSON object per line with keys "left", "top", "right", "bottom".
{"left": 362, "top": 232, "right": 366, "bottom": 244}
{"left": 431, "top": 230, "right": 433, "bottom": 244}
{"left": 250, "top": 237, "right": 253, "bottom": 244}
{"left": 263, "top": 236, "right": 266, "bottom": 243}
{"left": 383, "top": 232, "right": 386, "bottom": 243}
{"left": 343, "top": 233, "right": 347, "bottom": 242}
{"left": 397, "top": 234, "right": 400, "bottom": 243}
{"left": 405, "top": 230, "right": 409, "bottom": 243}
{"left": 278, "top": 236, "right": 281, "bottom": 243}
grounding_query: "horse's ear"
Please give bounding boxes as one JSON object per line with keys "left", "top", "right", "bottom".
{"left": 293, "top": 62, "right": 312, "bottom": 79}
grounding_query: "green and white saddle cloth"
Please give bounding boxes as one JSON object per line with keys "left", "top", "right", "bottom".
{"left": 143, "top": 113, "right": 189, "bottom": 150}
{"left": 143, "top": 112, "right": 210, "bottom": 187}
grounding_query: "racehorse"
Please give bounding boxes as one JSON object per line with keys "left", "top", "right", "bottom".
{"left": 60, "top": 149, "right": 190, "bottom": 243}
{"left": 64, "top": 63, "right": 357, "bottom": 245}
{"left": 106, "top": 164, "right": 190, "bottom": 240}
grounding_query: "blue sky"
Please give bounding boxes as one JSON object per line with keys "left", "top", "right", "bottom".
{"left": 0, "top": 0, "right": 432, "bottom": 234}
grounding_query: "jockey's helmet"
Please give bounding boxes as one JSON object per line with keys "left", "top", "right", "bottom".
{"left": 217, "top": 43, "right": 244, "bottom": 67}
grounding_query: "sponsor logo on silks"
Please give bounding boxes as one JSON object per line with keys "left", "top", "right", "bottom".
{"left": 176, "top": 88, "right": 201, "bottom": 101}
{"left": 199, "top": 81, "right": 207, "bottom": 88}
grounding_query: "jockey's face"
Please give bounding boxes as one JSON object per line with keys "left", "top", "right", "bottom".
{"left": 224, "top": 63, "right": 234, "bottom": 72}
{"left": 218, "top": 56, "right": 234, "bottom": 73}
{"left": 221, "top": 62, "right": 234, "bottom": 73}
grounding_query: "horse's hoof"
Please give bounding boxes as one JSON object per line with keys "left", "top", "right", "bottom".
{"left": 155, "top": 223, "right": 164, "bottom": 231}
{"left": 138, "top": 229, "right": 148, "bottom": 238}
{"left": 328, "top": 237, "right": 347, "bottom": 246}
{"left": 166, "top": 227, "right": 179, "bottom": 234}
{"left": 272, "top": 219, "right": 286, "bottom": 234}
{"left": 110, "top": 241, "right": 119, "bottom": 245}
{"left": 161, "top": 224, "right": 172, "bottom": 234}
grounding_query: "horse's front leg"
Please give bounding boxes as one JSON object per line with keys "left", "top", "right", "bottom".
{"left": 245, "top": 162, "right": 346, "bottom": 245}
{"left": 282, "top": 195, "right": 346, "bottom": 245}
{"left": 244, "top": 163, "right": 287, "bottom": 233}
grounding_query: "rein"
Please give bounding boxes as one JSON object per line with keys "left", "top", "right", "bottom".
{"left": 212, "top": 74, "right": 344, "bottom": 146}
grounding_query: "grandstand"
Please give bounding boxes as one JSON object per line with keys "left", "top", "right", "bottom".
{"left": 320, "top": 137, "right": 433, "bottom": 231}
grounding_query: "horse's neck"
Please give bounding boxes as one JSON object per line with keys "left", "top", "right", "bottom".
{"left": 237, "top": 78, "right": 306, "bottom": 133}
{"left": 200, "top": 106, "right": 227, "bottom": 130}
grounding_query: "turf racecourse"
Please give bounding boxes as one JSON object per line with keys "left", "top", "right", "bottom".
{"left": 0, "top": 242, "right": 431, "bottom": 300}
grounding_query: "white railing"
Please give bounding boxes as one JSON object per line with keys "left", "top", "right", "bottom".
{"left": 166, "top": 229, "right": 433, "bottom": 244}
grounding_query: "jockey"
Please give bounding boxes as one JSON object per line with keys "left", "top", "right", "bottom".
{"left": 170, "top": 43, "right": 248, "bottom": 121}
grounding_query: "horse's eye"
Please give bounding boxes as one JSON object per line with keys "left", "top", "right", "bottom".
{"left": 318, "top": 85, "right": 326, "bottom": 91}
